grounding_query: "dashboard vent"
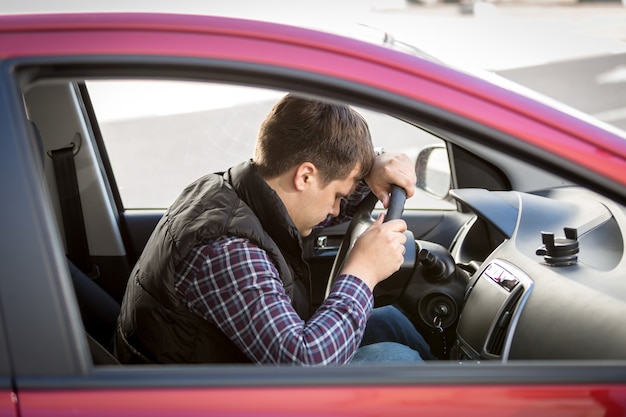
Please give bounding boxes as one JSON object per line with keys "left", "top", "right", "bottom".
{"left": 485, "top": 293, "right": 521, "bottom": 357}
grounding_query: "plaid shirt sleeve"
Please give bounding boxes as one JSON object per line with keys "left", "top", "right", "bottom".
{"left": 175, "top": 236, "right": 374, "bottom": 365}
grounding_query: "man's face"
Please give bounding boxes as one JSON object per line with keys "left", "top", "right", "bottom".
{"left": 293, "top": 165, "right": 361, "bottom": 237}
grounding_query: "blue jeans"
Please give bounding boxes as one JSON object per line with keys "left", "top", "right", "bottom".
{"left": 351, "top": 305, "right": 435, "bottom": 363}
{"left": 351, "top": 342, "right": 423, "bottom": 363}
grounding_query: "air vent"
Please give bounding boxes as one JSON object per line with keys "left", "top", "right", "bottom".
{"left": 485, "top": 292, "right": 521, "bottom": 357}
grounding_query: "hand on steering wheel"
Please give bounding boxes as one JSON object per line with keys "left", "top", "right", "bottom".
{"left": 325, "top": 185, "right": 415, "bottom": 304}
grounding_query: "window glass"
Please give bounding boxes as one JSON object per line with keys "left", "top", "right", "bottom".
{"left": 87, "top": 80, "right": 454, "bottom": 210}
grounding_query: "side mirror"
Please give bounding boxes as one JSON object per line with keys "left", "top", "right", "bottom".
{"left": 416, "top": 145, "right": 451, "bottom": 199}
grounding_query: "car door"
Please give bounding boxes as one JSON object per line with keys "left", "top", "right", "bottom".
{"left": 3, "top": 13, "right": 626, "bottom": 416}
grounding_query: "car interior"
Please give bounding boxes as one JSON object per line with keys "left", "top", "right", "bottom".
{"left": 18, "top": 68, "right": 626, "bottom": 368}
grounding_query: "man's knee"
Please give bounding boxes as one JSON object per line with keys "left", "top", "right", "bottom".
{"left": 351, "top": 342, "right": 423, "bottom": 364}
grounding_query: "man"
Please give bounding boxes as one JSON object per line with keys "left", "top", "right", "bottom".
{"left": 115, "top": 93, "right": 433, "bottom": 365}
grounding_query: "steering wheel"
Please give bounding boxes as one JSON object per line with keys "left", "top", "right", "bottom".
{"left": 325, "top": 185, "right": 416, "bottom": 306}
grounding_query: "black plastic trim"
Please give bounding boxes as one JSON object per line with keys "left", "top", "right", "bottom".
{"left": 14, "top": 362, "right": 626, "bottom": 390}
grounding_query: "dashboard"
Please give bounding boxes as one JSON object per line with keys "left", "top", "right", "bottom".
{"left": 448, "top": 187, "right": 626, "bottom": 360}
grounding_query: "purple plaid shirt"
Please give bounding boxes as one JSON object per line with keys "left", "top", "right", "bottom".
{"left": 174, "top": 182, "right": 374, "bottom": 365}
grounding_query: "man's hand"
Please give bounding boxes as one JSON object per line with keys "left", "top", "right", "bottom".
{"left": 339, "top": 214, "right": 407, "bottom": 291}
{"left": 365, "top": 152, "right": 416, "bottom": 208}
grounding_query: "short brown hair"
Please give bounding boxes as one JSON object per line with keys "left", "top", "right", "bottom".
{"left": 253, "top": 94, "right": 374, "bottom": 185}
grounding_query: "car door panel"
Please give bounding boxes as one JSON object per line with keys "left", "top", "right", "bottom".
{"left": 16, "top": 371, "right": 626, "bottom": 417}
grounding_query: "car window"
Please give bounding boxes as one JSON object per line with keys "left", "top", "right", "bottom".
{"left": 86, "top": 80, "right": 454, "bottom": 210}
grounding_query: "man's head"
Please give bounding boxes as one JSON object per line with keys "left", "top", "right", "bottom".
{"left": 254, "top": 94, "right": 374, "bottom": 186}
{"left": 254, "top": 94, "right": 375, "bottom": 236}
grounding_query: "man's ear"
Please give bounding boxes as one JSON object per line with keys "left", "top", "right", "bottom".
{"left": 293, "top": 162, "right": 318, "bottom": 191}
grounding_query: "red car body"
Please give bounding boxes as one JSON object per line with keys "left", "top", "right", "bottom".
{"left": 0, "top": 13, "right": 625, "bottom": 416}
{"left": 16, "top": 385, "right": 626, "bottom": 416}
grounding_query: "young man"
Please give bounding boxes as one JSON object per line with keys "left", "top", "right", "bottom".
{"left": 115, "top": 94, "right": 433, "bottom": 365}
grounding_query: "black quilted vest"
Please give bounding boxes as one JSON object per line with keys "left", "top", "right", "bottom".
{"left": 114, "top": 160, "right": 312, "bottom": 363}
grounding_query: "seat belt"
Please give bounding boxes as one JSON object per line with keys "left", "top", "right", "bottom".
{"left": 50, "top": 140, "right": 98, "bottom": 278}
